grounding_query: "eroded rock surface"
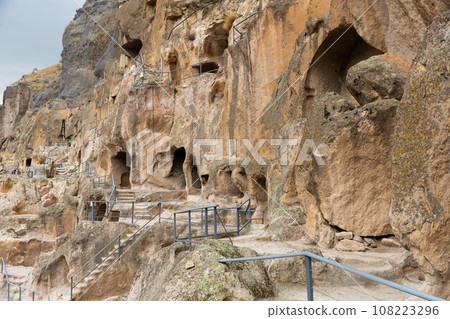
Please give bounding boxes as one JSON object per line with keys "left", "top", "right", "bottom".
{"left": 391, "top": 11, "right": 450, "bottom": 299}
{"left": 0, "top": 0, "right": 448, "bottom": 301}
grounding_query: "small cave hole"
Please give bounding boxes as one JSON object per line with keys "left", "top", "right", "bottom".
{"left": 191, "top": 165, "right": 202, "bottom": 190}
{"left": 169, "top": 147, "right": 186, "bottom": 189}
{"left": 123, "top": 39, "right": 143, "bottom": 59}
{"left": 111, "top": 151, "right": 131, "bottom": 189}
{"left": 254, "top": 175, "right": 268, "bottom": 203}
{"left": 26, "top": 158, "right": 32, "bottom": 167}
{"left": 201, "top": 174, "right": 209, "bottom": 186}
{"left": 193, "top": 62, "right": 220, "bottom": 75}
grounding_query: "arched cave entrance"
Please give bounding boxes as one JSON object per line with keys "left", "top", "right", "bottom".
{"left": 254, "top": 175, "right": 268, "bottom": 203}
{"left": 111, "top": 151, "right": 131, "bottom": 189}
{"left": 169, "top": 147, "right": 187, "bottom": 189}
{"left": 123, "top": 39, "right": 143, "bottom": 59}
{"left": 304, "top": 26, "right": 383, "bottom": 115}
{"left": 121, "top": 172, "right": 131, "bottom": 189}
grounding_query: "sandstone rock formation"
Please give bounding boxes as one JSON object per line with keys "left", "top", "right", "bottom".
{"left": 346, "top": 53, "right": 409, "bottom": 105}
{"left": 0, "top": 0, "right": 448, "bottom": 301}
{"left": 128, "top": 240, "right": 274, "bottom": 301}
{"left": 391, "top": 11, "right": 450, "bottom": 299}
{"left": 0, "top": 64, "right": 61, "bottom": 138}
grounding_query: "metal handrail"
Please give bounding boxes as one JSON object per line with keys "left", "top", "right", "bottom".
{"left": 167, "top": 0, "right": 222, "bottom": 40}
{"left": 133, "top": 55, "right": 224, "bottom": 87}
{"left": 1, "top": 257, "right": 50, "bottom": 301}
{"left": 232, "top": 11, "right": 262, "bottom": 43}
{"left": 173, "top": 199, "right": 261, "bottom": 250}
{"left": 219, "top": 252, "right": 447, "bottom": 301}
{"left": 70, "top": 202, "right": 161, "bottom": 300}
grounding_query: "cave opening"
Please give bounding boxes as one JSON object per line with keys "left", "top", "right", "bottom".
{"left": 26, "top": 158, "right": 32, "bottom": 167}
{"left": 204, "top": 22, "right": 229, "bottom": 57}
{"left": 111, "top": 151, "right": 131, "bottom": 189}
{"left": 169, "top": 147, "right": 186, "bottom": 189}
{"left": 201, "top": 174, "right": 209, "bottom": 186}
{"left": 193, "top": 61, "right": 220, "bottom": 75}
{"left": 254, "top": 175, "right": 268, "bottom": 203}
{"left": 304, "top": 26, "right": 383, "bottom": 116}
{"left": 123, "top": 39, "right": 143, "bottom": 59}
{"left": 191, "top": 165, "right": 202, "bottom": 190}
{"left": 94, "top": 203, "right": 107, "bottom": 221}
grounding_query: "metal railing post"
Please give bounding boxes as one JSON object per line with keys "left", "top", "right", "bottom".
{"left": 188, "top": 210, "right": 192, "bottom": 251}
{"left": 32, "top": 291, "right": 35, "bottom": 301}
{"left": 132, "top": 202, "right": 135, "bottom": 224}
{"left": 85, "top": 204, "right": 88, "bottom": 221}
{"left": 118, "top": 236, "right": 121, "bottom": 259}
{"left": 305, "top": 256, "right": 314, "bottom": 301}
{"left": 214, "top": 206, "right": 218, "bottom": 239}
{"left": 7, "top": 283, "right": 10, "bottom": 301}
{"left": 70, "top": 277, "right": 73, "bottom": 301}
{"left": 91, "top": 203, "right": 94, "bottom": 224}
{"left": 201, "top": 208, "right": 204, "bottom": 230}
{"left": 205, "top": 207, "right": 208, "bottom": 238}
{"left": 200, "top": 62, "right": 203, "bottom": 75}
{"left": 236, "top": 207, "right": 240, "bottom": 236}
{"left": 158, "top": 202, "right": 162, "bottom": 223}
{"left": 19, "top": 287, "right": 21, "bottom": 301}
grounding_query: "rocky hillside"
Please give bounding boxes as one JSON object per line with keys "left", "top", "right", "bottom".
{"left": 0, "top": 0, "right": 448, "bottom": 300}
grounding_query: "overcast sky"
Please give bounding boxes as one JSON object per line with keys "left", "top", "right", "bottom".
{"left": 0, "top": 0, "right": 80, "bottom": 102}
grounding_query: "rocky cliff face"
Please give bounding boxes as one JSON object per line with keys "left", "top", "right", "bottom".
{"left": 0, "top": 64, "right": 61, "bottom": 138}
{"left": 391, "top": 11, "right": 450, "bottom": 298}
{"left": 0, "top": 0, "right": 448, "bottom": 300}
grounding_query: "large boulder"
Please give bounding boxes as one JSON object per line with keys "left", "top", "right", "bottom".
{"left": 292, "top": 95, "right": 398, "bottom": 242}
{"left": 128, "top": 240, "right": 274, "bottom": 301}
{"left": 391, "top": 11, "right": 450, "bottom": 299}
{"left": 346, "top": 53, "right": 409, "bottom": 106}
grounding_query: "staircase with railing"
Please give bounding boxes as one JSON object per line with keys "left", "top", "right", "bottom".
{"left": 1, "top": 257, "right": 50, "bottom": 301}
{"left": 71, "top": 199, "right": 263, "bottom": 300}
{"left": 70, "top": 202, "right": 162, "bottom": 300}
